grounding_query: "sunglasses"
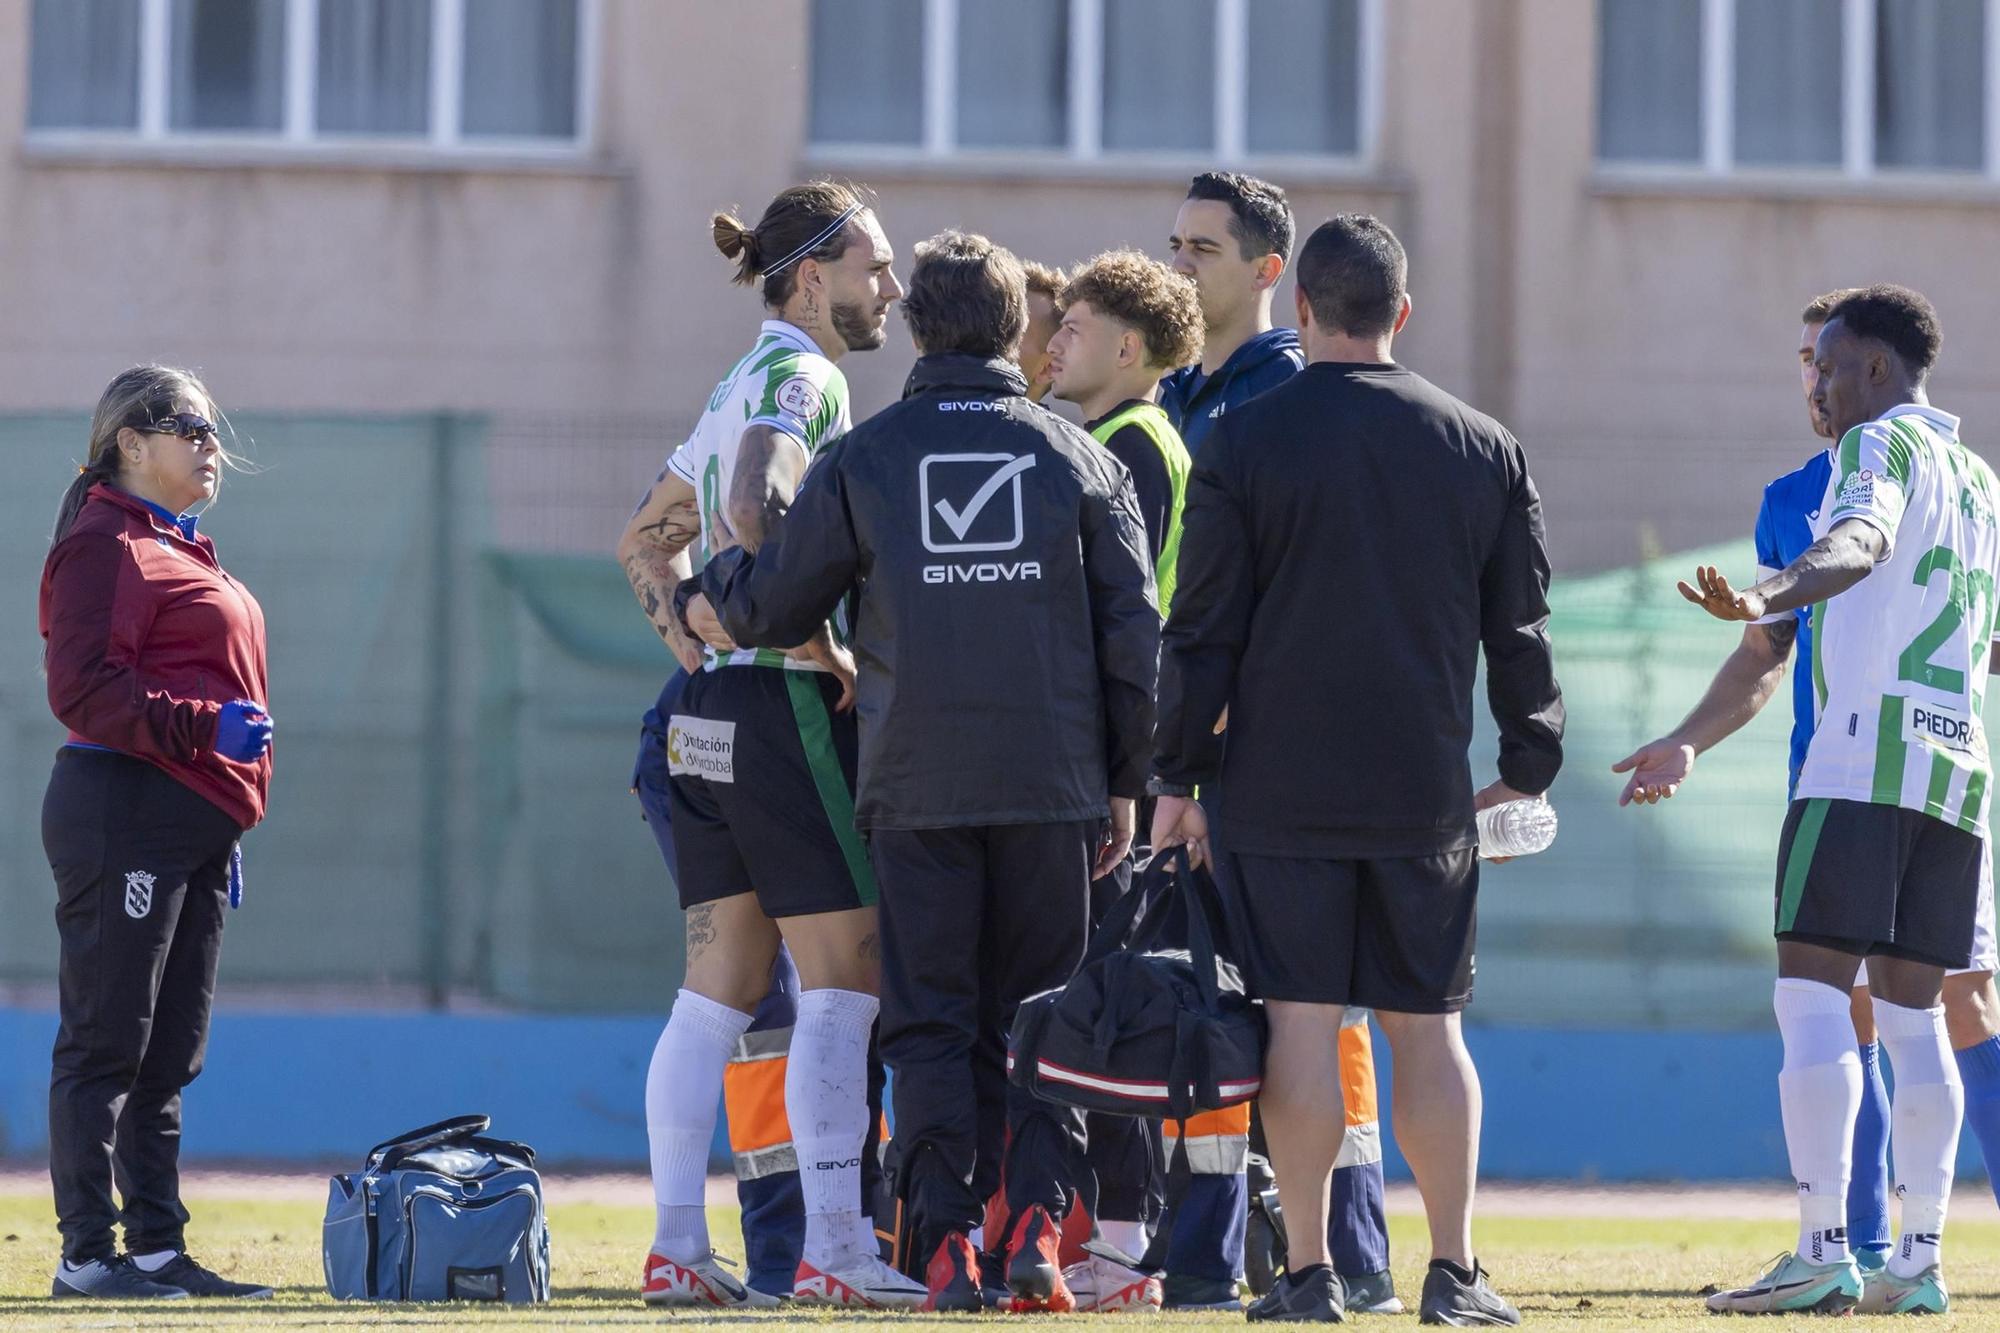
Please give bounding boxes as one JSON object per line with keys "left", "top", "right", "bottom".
{"left": 138, "top": 412, "right": 219, "bottom": 443}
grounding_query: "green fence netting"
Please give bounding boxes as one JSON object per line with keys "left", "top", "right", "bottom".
{"left": 1, "top": 413, "right": 1867, "bottom": 1023}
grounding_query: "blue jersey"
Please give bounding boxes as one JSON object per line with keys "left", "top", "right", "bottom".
{"left": 1751, "top": 449, "right": 1834, "bottom": 791}
{"left": 1158, "top": 326, "right": 1304, "bottom": 455}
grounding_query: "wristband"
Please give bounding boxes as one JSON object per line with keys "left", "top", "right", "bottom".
{"left": 671, "top": 576, "right": 706, "bottom": 640}
{"left": 1146, "top": 777, "right": 1197, "bottom": 798}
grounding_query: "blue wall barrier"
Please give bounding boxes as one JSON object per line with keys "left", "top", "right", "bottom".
{"left": 0, "top": 1006, "right": 1983, "bottom": 1181}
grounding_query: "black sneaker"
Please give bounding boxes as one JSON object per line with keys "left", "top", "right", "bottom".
{"left": 1344, "top": 1267, "right": 1405, "bottom": 1314}
{"left": 51, "top": 1254, "right": 190, "bottom": 1299}
{"left": 977, "top": 1246, "right": 1010, "bottom": 1310}
{"left": 1419, "top": 1259, "right": 1519, "bottom": 1327}
{"left": 147, "top": 1252, "right": 276, "bottom": 1299}
{"left": 921, "top": 1232, "right": 983, "bottom": 1314}
{"left": 1247, "top": 1264, "right": 1345, "bottom": 1323}
{"left": 1163, "top": 1271, "right": 1245, "bottom": 1310}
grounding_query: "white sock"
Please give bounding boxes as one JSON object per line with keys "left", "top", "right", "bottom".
{"left": 128, "top": 1249, "right": 178, "bottom": 1272}
{"left": 647, "top": 988, "right": 752, "bottom": 1260}
{"left": 1873, "top": 996, "right": 1963, "bottom": 1278}
{"left": 1098, "top": 1219, "right": 1150, "bottom": 1263}
{"left": 790, "top": 988, "right": 880, "bottom": 1268}
{"left": 1774, "top": 979, "right": 1862, "bottom": 1265}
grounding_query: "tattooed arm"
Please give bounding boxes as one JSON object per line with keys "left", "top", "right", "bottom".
{"left": 718, "top": 425, "right": 859, "bottom": 707}
{"left": 1612, "top": 615, "right": 1798, "bottom": 806}
{"left": 725, "top": 425, "right": 810, "bottom": 554}
{"left": 616, "top": 467, "right": 709, "bottom": 674}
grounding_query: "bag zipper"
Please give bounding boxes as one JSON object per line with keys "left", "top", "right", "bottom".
{"left": 400, "top": 1182, "right": 544, "bottom": 1300}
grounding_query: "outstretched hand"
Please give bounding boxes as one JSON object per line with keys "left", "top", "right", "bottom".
{"left": 1678, "top": 565, "right": 1766, "bottom": 622}
{"left": 1612, "top": 738, "right": 1696, "bottom": 807}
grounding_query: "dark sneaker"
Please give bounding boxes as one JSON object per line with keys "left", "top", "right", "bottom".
{"left": 1003, "top": 1204, "right": 1075, "bottom": 1313}
{"left": 147, "top": 1253, "right": 275, "bottom": 1299}
{"left": 51, "top": 1255, "right": 190, "bottom": 1299}
{"left": 1247, "top": 1264, "right": 1345, "bottom": 1323}
{"left": 1164, "top": 1271, "right": 1245, "bottom": 1310}
{"left": 922, "top": 1232, "right": 983, "bottom": 1314}
{"left": 1420, "top": 1260, "right": 1521, "bottom": 1327}
{"left": 1344, "top": 1267, "right": 1405, "bottom": 1314}
{"left": 1246, "top": 1187, "right": 1285, "bottom": 1297}
{"left": 978, "top": 1247, "right": 1010, "bottom": 1310}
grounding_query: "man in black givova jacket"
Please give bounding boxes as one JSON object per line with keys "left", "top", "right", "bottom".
{"left": 695, "top": 231, "right": 1159, "bottom": 1315}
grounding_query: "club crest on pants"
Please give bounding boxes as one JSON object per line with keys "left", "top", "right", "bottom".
{"left": 124, "top": 870, "right": 156, "bottom": 919}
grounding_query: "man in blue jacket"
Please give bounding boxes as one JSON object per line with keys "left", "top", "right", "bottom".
{"left": 1161, "top": 172, "right": 1305, "bottom": 457}
{"left": 1156, "top": 172, "right": 1398, "bottom": 1316}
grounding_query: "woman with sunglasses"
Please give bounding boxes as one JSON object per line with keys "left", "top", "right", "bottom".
{"left": 39, "top": 366, "right": 275, "bottom": 1301}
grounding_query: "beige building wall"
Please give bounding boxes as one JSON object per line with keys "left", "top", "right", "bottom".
{"left": 0, "top": 0, "right": 1995, "bottom": 572}
{"left": 1511, "top": 0, "right": 2000, "bottom": 571}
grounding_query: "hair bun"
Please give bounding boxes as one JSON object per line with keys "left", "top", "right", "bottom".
{"left": 712, "top": 213, "right": 760, "bottom": 265}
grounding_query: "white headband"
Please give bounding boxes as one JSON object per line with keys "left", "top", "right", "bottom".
{"left": 760, "top": 204, "right": 863, "bottom": 279}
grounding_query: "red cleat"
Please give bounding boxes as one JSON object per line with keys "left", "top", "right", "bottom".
{"left": 1004, "top": 1204, "right": 1076, "bottom": 1313}
{"left": 924, "top": 1232, "right": 984, "bottom": 1314}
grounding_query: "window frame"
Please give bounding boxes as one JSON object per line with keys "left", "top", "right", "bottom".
{"left": 809, "top": 0, "right": 1383, "bottom": 174}
{"left": 26, "top": 0, "right": 599, "bottom": 159}
{"left": 1599, "top": 0, "right": 2000, "bottom": 180}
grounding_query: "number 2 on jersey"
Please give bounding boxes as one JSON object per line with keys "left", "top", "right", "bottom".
{"left": 1899, "top": 544, "right": 1995, "bottom": 693}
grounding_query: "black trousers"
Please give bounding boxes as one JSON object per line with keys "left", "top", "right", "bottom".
{"left": 43, "top": 750, "right": 240, "bottom": 1263}
{"left": 874, "top": 820, "right": 1093, "bottom": 1264}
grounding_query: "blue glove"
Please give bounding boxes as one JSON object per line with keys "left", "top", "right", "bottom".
{"left": 215, "top": 699, "right": 274, "bottom": 762}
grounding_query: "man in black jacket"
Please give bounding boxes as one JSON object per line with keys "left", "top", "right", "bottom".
{"left": 695, "top": 230, "right": 1160, "bottom": 1314}
{"left": 1151, "top": 215, "right": 1563, "bottom": 1326}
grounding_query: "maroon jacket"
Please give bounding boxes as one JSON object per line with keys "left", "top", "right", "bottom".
{"left": 40, "top": 484, "right": 271, "bottom": 829}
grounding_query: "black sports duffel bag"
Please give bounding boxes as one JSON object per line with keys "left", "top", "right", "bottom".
{"left": 1006, "top": 850, "right": 1264, "bottom": 1121}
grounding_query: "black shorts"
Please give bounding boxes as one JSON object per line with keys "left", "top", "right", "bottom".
{"left": 1215, "top": 847, "right": 1478, "bottom": 1013}
{"left": 665, "top": 665, "right": 877, "bottom": 918}
{"left": 1775, "top": 797, "right": 1982, "bottom": 969}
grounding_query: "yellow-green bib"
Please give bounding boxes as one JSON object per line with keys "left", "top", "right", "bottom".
{"left": 1090, "top": 401, "right": 1191, "bottom": 617}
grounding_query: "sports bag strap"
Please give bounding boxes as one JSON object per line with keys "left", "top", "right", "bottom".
{"left": 1176, "top": 854, "right": 1225, "bottom": 1012}
{"left": 1078, "top": 864, "right": 1158, "bottom": 968}
{"left": 465, "top": 1135, "right": 538, "bottom": 1167}
{"left": 1181, "top": 1010, "right": 1227, "bottom": 1109}
{"left": 367, "top": 1114, "right": 492, "bottom": 1170}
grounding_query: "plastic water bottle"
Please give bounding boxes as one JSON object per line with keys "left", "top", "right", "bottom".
{"left": 1476, "top": 796, "right": 1558, "bottom": 859}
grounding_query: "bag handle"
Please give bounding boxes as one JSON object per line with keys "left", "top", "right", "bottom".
{"left": 1174, "top": 853, "right": 1228, "bottom": 1014}
{"left": 367, "top": 1114, "right": 492, "bottom": 1170}
{"left": 1077, "top": 862, "right": 1161, "bottom": 968}
{"left": 465, "top": 1135, "right": 538, "bottom": 1167}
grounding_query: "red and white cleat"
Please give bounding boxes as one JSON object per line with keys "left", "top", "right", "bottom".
{"left": 1065, "top": 1251, "right": 1164, "bottom": 1313}
{"left": 793, "top": 1252, "right": 930, "bottom": 1309}
{"left": 640, "top": 1250, "right": 778, "bottom": 1308}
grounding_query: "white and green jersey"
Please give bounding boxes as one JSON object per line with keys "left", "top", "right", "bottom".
{"left": 665, "top": 319, "right": 850, "bottom": 669}
{"left": 1797, "top": 404, "right": 2000, "bottom": 835}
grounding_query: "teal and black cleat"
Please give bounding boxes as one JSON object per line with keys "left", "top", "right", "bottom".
{"left": 1703, "top": 1251, "right": 1862, "bottom": 1315}
{"left": 1857, "top": 1263, "right": 1949, "bottom": 1316}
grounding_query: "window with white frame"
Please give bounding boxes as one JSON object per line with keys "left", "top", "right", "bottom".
{"left": 809, "top": 0, "right": 1376, "bottom": 163}
{"left": 1597, "top": 0, "right": 2000, "bottom": 175}
{"left": 27, "top": 0, "right": 589, "bottom": 148}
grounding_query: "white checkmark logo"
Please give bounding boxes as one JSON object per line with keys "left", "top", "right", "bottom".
{"left": 932, "top": 454, "right": 1037, "bottom": 540}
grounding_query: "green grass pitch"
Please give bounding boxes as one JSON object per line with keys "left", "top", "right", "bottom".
{"left": 3, "top": 1192, "right": 2000, "bottom": 1326}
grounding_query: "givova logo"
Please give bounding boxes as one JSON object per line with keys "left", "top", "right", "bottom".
{"left": 920, "top": 453, "right": 1036, "bottom": 553}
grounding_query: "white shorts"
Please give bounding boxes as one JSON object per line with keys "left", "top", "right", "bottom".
{"left": 1853, "top": 834, "right": 1997, "bottom": 983}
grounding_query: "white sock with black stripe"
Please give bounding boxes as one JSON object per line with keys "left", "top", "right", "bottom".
{"left": 791, "top": 988, "right": 880, "bottom": 1268}
{"left": 648, "top": 988, "right": 753, "bottom": 1261}
{"left": 1873, "top": 996, "right": 1962, "bottom": 1279}
{"left": 1774, "top": 978, "right": 1861, "bottom": 1266}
